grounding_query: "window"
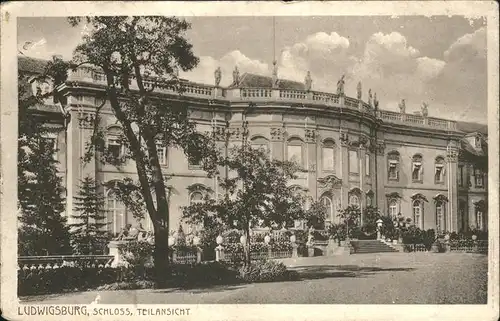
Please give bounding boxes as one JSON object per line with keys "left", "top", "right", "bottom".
{"left": 107, "top": 137, "right": 123, "bottom": 159}
{"left": 412, "top": 155, "right": 423, "bottom": 182}
{"left": 434, "top": 157, "right": 445, "bottom": 184}
{"left": 475, "top": 168, "right": 484, "bottom": 188}
{"left": 320, "top": 195, "right": 335, "bottom": 223}
{"left": 106, "top": 190, "right": 126, "bottom": 235}
{"left": 349, "top": 195, "right": 360, "bottom": 208}
{"left": 389, "top": 200, "right": 398, "bottom": 217}
{"left": 458, "top": 165, "right": 464, "bottom": 187}
{"left": 476, "top": 211, "right": 483, "bottom": 230}
{"left": 436, "top": 202, "right": 445, "bottom": 232}
{"left": 322, "top": 140, "right": 335, "bottom": 171}
{"left": 189, "top": 191, "right": 204, "bottom": 205}
{"left": 251, "top": 136, "right": 270, "bottom": 153}
{"left": 366, "top": 195, "right": 372, "bottom": 207}
{"left": 40, "top": 135, "right": 57, "bottom": 160}
{"left": 349, "top": 150, "right": 359, "bottom": 174}
{"left": 387, "top": 152, "right": 400, "bottom": 181}
{"left": 287, "top": 138, "right": 304, "bottom": 167}
{"left": 413, "top": 201, "right": 422, "bottom": 229}
{"left": 156, "top": 143, "right": 167, "bottom": 166}
{"left": 365, "top": 154, "right": 370, "bottom": 176}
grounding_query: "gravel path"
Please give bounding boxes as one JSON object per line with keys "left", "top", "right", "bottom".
{"left": 20, "top": 253, "right": 488, "bottom": 305}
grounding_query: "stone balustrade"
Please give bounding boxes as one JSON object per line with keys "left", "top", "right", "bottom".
{"left": 18, "top": 255, "right": 114, "bottom": 270}
{"left": 66, "top": 66, "right": 458, "bottom": 131}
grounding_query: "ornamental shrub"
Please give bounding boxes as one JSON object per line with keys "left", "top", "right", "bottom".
{"left": 119, "top": 240, "right": 154, "bottom": 266}
{"left": 237, "top": 260, "right": 290, "bottom": 283}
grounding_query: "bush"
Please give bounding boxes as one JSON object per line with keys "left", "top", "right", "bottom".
{"left": 237, "top": 260, "right": 291, "bottom": 283}
{"left": 119, "top": 240, "right": 153, "bottom": 266}
{"left": 170, "top": 261, "right": 239, "bottom": 288}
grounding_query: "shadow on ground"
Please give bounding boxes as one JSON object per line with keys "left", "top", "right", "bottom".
{"left": 290, "top": 265, "right": 415, "bottom": 280}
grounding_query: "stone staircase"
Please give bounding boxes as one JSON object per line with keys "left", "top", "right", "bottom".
{"left": 349, "top": 239, "right": 400, "bottom": 254}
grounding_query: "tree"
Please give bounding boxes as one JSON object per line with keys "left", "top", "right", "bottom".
{"left": 182, "top": 144, "right": 306, "bottom": 265}
{"left": 303, "top": 201, "right": 327, "bottom": 230}
{"left": 18, "top": 59, "right": 72, "bottom": 256}
{"left": 66, "top": 17, "right": 219, "bottom": 285}
{"left": 337, "top": 205, "right": 361, "bottom": 239}
{"left": 69, "top": 176, "right": 110, "bottom": 255}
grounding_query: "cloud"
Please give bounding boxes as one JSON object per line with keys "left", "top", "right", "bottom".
{"left": 444, "top": 27, "right": 486, "bottom": 61}
{"left": 180, "top": 50, "right": 269, "bottom": 86}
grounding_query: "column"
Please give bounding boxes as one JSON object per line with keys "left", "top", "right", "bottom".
{"left": 375, "top": 141, "right": 386, "bottom": 212}
{"left": 447, "top": 142, "right": 459, "bottom": 232}
{"left": 305, "top": 128, "right": 318, "bottom": 200}
{"left": 339, "top": 130, "right": 349, "bottom": 208}
{"left": 359, "top": 145, "right": 366, "bottom": 224}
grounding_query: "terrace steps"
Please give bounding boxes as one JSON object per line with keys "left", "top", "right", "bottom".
{"left": 350, "top": 240, "right": 400, "bottom": 254}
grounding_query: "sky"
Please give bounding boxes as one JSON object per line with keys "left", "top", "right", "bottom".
{"left": 17, "top": 16, "right": 488, "bottom": 124}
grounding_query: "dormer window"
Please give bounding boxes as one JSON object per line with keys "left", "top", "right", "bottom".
{"left": 474, "top": 135, "right": 481, "bottom": 148}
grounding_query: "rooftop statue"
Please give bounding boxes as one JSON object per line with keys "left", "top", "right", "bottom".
{"left": 421, "top": 102, "right": 429, "bottom": 117}
{"left": 398, "top": 99, "right": 406, "bottom": 114}
{"left": 304, "top": 71, "right": 313, "bottom": 91}
{"left": 272, "top": 60, "right": 279, "bottom": 89}
{"left": 368, "top": 89, "right": 373, "bottom": 106}
{"left": 336, "top": 74, "right": 345, "bottom": 95}
{"left": 232, "top": 66, "right": 240, "bottom": 86}
{"left": 374, "top": 92, "right": 379, "bottom": 111}
{"left": 357, "top": 81, "right": 362, "bottom": 100}
{"left": 214, "top": 67, "right": 222, "bottom": 87}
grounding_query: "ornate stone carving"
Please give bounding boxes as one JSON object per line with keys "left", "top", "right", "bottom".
{"left": 213, "top": 126, "right": 227, "bottom": 141}
{"left": 305, "top": 129, "right": 317, "bottom": 143}
{"left": 368, "top": 89, "right": 373, "bottom": 106}
{"left": 356, "top": 82, "right": 362, "bottom": 100}
{"left": 272, "top": 60, "right": 279, "bottom": 89}
{"left": 317, "top": 175, "right": 343, "bottom": 189}
{"left": 270, "top": 127, "right": 284, "bottom": 141}
{"left": 339, "top": 131, "right": 349, "bottom": 146}
{"left": 447, "top": 148, "right": 458, "bottom": 162}
{"left": 78, "top": 112, "right": 96, "bottom": 129}
{"left": 376, "top": 142, "right": 386, "bottom": 155}
{"left": 228, "top": 127, "right": 243, "bottom": 141}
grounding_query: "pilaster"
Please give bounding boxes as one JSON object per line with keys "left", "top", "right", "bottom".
{"left": 270, "top": 126, "right": 285, "bottom": 161}
{"left": 305, "top": 128, "right": 319, "bottom": 200}
{"left": 447, "top": 141, "right": 459, "bottom": 232}
{"left": 339, "top": 130, "right": 349, "bottom": 208}
{"left": 374, "top": 141, "right": 386, "bottom": 212}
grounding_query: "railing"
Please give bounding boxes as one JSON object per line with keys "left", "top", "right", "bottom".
{"left": 279, "top": 89, "right": 307, "bottom": 100}
{"left": 449, "top": 240, "right": 488, "bottom": 253}
{"left": 67, "top": 66, "right": 459, "bottom": 131}
{"left": 173, "top": 251, "right": 198, "bottom": 264}
{"left": 241, "top": 88, "right": 272, "bottom": 99}
{"left": 18, "top": 255, "right": 114, "bottom": 270}
{"left": 403, "top": 244, "right": 428, "bottom": 252}
{"left": 222, "top": 249, "right": 293, "bottom": 262}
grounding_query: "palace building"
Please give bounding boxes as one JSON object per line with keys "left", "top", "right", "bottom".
{"left": 19, "top": 55, "right": 488, "bottom": 235}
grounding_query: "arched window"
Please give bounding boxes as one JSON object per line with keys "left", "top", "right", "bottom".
{"left": 322, "top": 139, "right": 335, "bottom": 171}
{"left": 106, "top": 189, "right": 126, "bottom": 235}
{"left": 320, "top": 195, "right": 335, "bottom": 223}
{"left": 349, "top": 195, "right": 360, "bottom": 208}
{"left": 434, "top": 157, "right": 445, "bottom": 184}
{"left": 412, "top": 200, "right": 423, "bottom": 229}
{"left": 435, "top": 201, "right": 446, "bottom": 232}
{"left": 387, "top": 151, "right": 400, "bottom": 181}
{"left": 389, "top": 199, "right": 398, "bottom": 217}
{"left": 412, "top": 154, "right": 423, "bottom": 182}
{"left": 250, "top": 136, "right": 270, "bottom": 153}
{"left": 287, "top": 137, "right": 304, "bottom": 167}
{"left": 189, "top": 191, "right": 204, "bottom": 205}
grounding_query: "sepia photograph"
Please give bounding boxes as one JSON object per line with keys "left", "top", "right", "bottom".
{"left": 1, "top": 1, "right": 499, "bottom": 320}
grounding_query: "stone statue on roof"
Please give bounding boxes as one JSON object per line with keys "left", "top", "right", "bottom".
{"left": 398, "top": 99, "right": 406, "bottom": 114}
{"left": 272, "top": 60, "right": 279, "bottom": 89}
{"left": 214, "top": 67, "right": 222, "bottom": 87}
{"left": 336, "top": 74, "right": 345, "bottom": 95}
{"left": 304, "top": 71, "right": 313, "bottom": 91}
{"left": 356, "top": 81, "right": 362, "bottom": 100}
{"left": 421, "top": 102, "right": 429, "bottom": 117}
{"left": 368, "top": 89, "right": 373, "bottom": 106}
{"left": 232, "top": 66, "right": 240, "bottom": 86}
{"left": 374, "top": 93, "right": 379, "bottom": 111}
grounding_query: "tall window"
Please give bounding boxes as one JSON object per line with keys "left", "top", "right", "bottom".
{"left": 287, "top": 138, "right": 304, "bottom": 167}
{"left": 476, "top": 211, "right": 483, "bottom": 231}
{"left": 320, "top": 195, "right": 335, "bottom": 223}
{"left": 458, "top": 165, "right": 464, "bottom": 187}
{"left": 349, "top": 150, "right": 359, "bottom": 174}
{"left": 474, "top": 168, "right": 484, "bottom": 188}
{"left": 413, "top": 200, "right": 422, "bottom": 229}
{"left": 412, "top": 154, "right": 423, "bottom": 182}
{"left": 436, "top": 202, "right": 445, "bottom": 232}
{"left": 189, "top": 191, "right": 204, "bottom": 205}
{"left": 365, "top": 154, "right": 370, "bottom": 176}
{"left": 107, "top": 137, "right": 124, "bottom": 159}
{"left": 389, "top": 200, "right": 398, "bottom": 216}
{"left": 434, "top": 157, "right": 445, "bottom": 184}
{"left": 322, "top": 140, "right": 335, "bottom": 171}
{"left": 106, "top": 189, "right": 126, "bottom": 235}
{"left": 387, "top": 151, "right": 400, "bottom": 181}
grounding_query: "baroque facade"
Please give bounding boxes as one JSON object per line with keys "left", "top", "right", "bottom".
{"left": 19, "top": 56, "right": 489, "bottom": 235}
